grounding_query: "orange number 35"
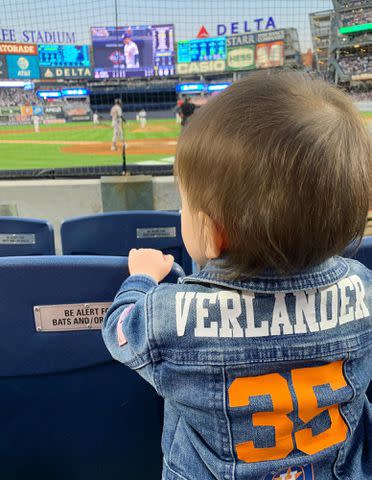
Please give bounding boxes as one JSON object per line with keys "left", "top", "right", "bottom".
{"left": 228, "top": 361, "right": 348, "bottom": 463}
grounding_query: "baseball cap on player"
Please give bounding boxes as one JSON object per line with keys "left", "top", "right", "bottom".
{"left": 122, "top": 32, "right": 131, "bottom": 40}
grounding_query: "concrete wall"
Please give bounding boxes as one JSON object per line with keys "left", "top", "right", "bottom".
{"left": 0, "top": 175, "right": 180, "bottom": 253}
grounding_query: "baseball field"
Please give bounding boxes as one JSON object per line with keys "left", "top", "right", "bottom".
{"left": 0, "top": 118, "right": 181, "bottom": 170}
{"left": 1, "top": 112, "right": 372, "bottom": 171}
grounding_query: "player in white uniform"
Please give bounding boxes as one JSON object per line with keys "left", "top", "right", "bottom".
{"left": 92, "top": 111, "right": 99, "bottom": 126}
{"left": 110, "top": 99, "right": 124, "bottom": 151}
{"left": 32, "top": 115, "right": 40, "bottom": 133}
{"left": 123, "top": 33, "right": 139, "bottom": 69}
{"left": 138, "top": 109, "right": 147, "bottom": 129}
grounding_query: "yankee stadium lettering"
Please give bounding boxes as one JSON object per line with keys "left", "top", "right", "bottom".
{"left": 176, "top": 275, "right": 369, "bottom": 337}
{"left": 0, "top": 28, "right": 76, "bottom": 44}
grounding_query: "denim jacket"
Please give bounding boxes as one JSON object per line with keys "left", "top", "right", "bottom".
{"left": 102, "top": 256, "right": 372, "bottom": 480}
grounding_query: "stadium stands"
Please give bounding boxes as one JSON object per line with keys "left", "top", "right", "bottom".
{"left": 339, "top": 52, "right": 372, "bottom": 75}
{"left": 61, "top": 210, "right": 193, "bottom": 274}
{"left": 341, "top": 10, "right": 371, "bottom": 26}
{"left": 0, "top": 87, "right": 40, "bottom": 107}
{"left": 0, "top": 216, "right": 55, "bottom": 256}
{"left": 0, "top": 255, "right": 184, "bottom": 479}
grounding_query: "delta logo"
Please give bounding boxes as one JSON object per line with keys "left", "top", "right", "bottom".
{"left": 263, "top": 465, "right": 314, "bottom": 480}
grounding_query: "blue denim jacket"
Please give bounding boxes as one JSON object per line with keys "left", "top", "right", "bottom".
{"left": 102, "top": 256, "right": 372, "bottom": 480}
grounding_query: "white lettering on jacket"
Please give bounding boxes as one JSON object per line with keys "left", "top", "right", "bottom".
{"left": 175, "top": 275, "right": 370, "bottom": 338}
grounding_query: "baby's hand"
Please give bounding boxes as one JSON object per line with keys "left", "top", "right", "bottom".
{"left": 128, "top": 248, "right": 174, "bottom": 283}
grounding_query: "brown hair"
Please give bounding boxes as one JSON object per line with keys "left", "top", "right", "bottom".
{"left": 175, "top": 70, "right": 372, "bottom": 277}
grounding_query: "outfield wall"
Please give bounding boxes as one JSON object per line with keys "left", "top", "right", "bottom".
{"left": 0, "top": 175, "right": 181, "bottom": 253}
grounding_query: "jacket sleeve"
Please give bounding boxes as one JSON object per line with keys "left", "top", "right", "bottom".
{"left": 102, "top": 274, "right": 158, "bottom": 389}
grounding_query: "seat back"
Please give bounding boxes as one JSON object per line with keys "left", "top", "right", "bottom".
{"left": 0, "top": 255, "right": 183, "bottom": 479}
{"left": 0, "top": 216, "right": 55, "bottom": 256}
{"left": 61, "top": 210, "right": 192, "bottom": 274}
{"left": 343, "top": 236, "right": 372, "bottom": 270}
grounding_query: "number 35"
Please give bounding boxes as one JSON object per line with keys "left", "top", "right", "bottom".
{"left": 228, "top": 361, "right": 348, "bottom": 463}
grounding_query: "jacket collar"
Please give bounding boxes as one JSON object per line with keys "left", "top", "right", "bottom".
{"left": 180, "top": 256, "right": 350, "bottom": 293}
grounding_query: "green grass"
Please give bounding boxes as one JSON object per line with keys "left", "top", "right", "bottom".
{"left": 0, "top": 119, "right": 180, "bottom": 170}
{"left": 0, "top": 144, "right": 122, "bottom": 169}
{"left": 360, "top": 111, "right": 372, "bottom": 119}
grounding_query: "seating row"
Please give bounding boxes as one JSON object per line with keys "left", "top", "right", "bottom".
{"left": 1, "top": 213, "right": 372, "bottom": 271}
{"left": 0, "top": 211, "right": 192, "bottom": 274}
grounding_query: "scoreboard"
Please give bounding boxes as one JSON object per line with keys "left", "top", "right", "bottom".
{"left": 177, "top": 37, "right": 226, "bottom": 63}
{"left": 38, "top": 45, "right": 90, "bottom": 67}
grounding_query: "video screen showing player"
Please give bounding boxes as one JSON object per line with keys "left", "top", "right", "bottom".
{"left": 91, "top": 26, "right": 154, "bottom": 78}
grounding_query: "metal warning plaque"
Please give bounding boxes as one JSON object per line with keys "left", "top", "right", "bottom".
{"left": 136, "top": 227, "right": 176, "bottom": 239}
{"left": 33, "top": 302, "right": 111, "bottom": 332}
{"left": 0, "top": 233, "right": 35, "bottom": 245}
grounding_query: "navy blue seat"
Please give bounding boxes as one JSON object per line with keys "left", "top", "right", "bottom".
{"left": 0, "top": 255, "right": 184, "bottom": 479}
{"left": 0, "top": 216, "right": 55, "bottom": 256}
{"left": 343, "top": 236, "right": 372, "bottom": 270}
{"left": 343, "top": 237, "right": 372, "bottom": 401}
{"left": 61, "top": 210, "right": 192, "bottom": 274}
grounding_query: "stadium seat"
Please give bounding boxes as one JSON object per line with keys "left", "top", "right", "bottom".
{"left": 343, "top": 236, "right": 372, "bottom": 270}
{"left": 61, "top": 210, "right": 192, "bottom": 274}
{"left": 0, "top": 216, "right": 55, "bottom": 256}
{"left": 0, "top": 255, "right": 184, "bottom": 480}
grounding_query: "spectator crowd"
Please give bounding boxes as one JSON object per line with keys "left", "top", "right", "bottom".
{"left": 0, "top": 88, "right": 41, "bottom": 107}
{"left": 339, "top": 53, "right": 372, "bottom": 74}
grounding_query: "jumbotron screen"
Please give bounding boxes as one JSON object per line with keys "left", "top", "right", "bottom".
{"left": 91, "top": 25, "right": 175, "bottom": 78}
{"left": 38, "top": 45, "right": 90, "bottom": 67}
{"left": 177, "top": 37, "right": 226, "bottom": 63}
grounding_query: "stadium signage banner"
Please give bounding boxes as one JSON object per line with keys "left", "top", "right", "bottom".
{"left": 44, "top": 105, "right": 64, "bottom": 114}
{"left": 256, "top": 41, "right": 284, "bottom": 69}
{"left": 40, "top": 66, "right": 93, "bottom": 79}
{"left": 227, "top": 45, "right": 255, "bottom": 71}
{"left": 0, "top": 106, "right": 21, "bottom": 115}
{"left": 6, "top": 54, "right": 40, "bottom": 79}
{"left": 176, "top": 60, "right": 226, "bottom": 74}
{"left": 256, "top": 29, "right": 285, "bottom": 43}
{"left": 217, "top": 17, "right": 276, "bottom": 35}
{"left": 226, "top": 29, "right": 285, "bottom": 48}
{"left": 32, "top": 106, "right": 44, "bottom": 116}
{"left": 0, "top": 55, "right": 7, "bottom": 78}
{"left": 0, "top": 43, "right": 38, "bottom": 55}
{"left": 21, "top": 105, "right": 33, "bottom": 116}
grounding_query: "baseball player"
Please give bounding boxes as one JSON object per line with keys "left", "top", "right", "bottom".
{"left": 92, "top": 111, "right": 99, "bottom": 126}
{"left": 138, "top": 108, "right": 147, "bottom": 129}
{"left": 110, "top": 99, "right": 125, "bottom": 151}
{"left": 32, "top": 114, "right": 40, "bottom": 133}
{"left": 123, "top": 32, "right": 139, "bottom": 69}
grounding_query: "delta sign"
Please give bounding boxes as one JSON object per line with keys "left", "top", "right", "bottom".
{"left": 217, "top": 17, "right": 276, "bottom": 36}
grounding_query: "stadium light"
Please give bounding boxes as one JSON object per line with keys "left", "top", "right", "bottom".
{"left": 207, "top": 83, "right": 231, "bottom": 92}
{"left": 176, "top": 83, "right": 205, "bottom": 93}
{"left": 0, "top": 81, "right": 30, "bottom": 88}
{"left": 37, "top": 90, "right": 62, "bottom": 99}
{"left": 61, "top": 88, "right": 90, "bottom": 97}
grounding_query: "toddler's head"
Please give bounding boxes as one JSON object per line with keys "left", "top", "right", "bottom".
{"left": 175, "top": 70, "right": 372, "bottom": 277}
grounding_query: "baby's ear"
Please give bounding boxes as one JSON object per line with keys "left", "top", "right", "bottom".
{"left": 201, "top": 213, "right": 225, "bottom": 260}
